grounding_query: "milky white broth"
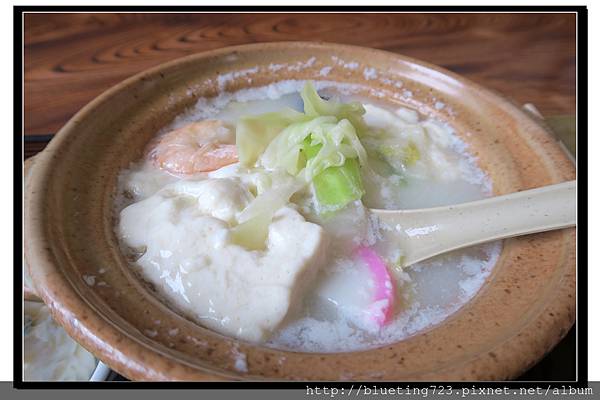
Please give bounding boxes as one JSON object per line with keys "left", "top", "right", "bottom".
{"left": 114, "top": 81, "right": 501, "bottom": 352}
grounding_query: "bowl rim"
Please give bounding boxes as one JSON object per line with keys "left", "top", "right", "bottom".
{"left": 24, "top": 41, "right": 576, "bottom": 381}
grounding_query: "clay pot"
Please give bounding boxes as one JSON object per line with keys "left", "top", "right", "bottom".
{"left": 24, "top": 42, "right": 575, "bottom": 381}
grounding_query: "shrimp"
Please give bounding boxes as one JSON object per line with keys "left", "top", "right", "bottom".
{"left": 149, "top": 120, "right": 238, "bottom": 175}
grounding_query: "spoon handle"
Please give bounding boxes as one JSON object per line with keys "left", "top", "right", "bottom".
{"left": 371, "top": 180, "right": 576, "bottom": 267}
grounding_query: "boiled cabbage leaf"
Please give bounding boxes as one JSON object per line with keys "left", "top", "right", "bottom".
{"left": 301, "top": 82, "right": 367, "bottom": 134}
{"left": 232, "top": 82, "right": 371, "bottom": 246}
{"left": 230, "top": 176, "right": 304, "bottom": 250}
{"left": 236, "top": 108, "right": 309, "bottom": 167}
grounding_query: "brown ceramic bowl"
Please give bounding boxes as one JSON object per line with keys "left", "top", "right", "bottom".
{"left": 24, "top": 42, "right": 575, "bottom": 381}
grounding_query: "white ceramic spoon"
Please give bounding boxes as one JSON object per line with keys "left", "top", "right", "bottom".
{"left": 370, "top": 180, "right": 576, "bottom": 267}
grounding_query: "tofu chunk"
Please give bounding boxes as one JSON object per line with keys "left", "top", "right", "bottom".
{"left": 119, "top": 178, "right": 327, "bottom": 342}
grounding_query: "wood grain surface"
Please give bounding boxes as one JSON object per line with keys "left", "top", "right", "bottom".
{"left": 24, "top": 13, "right": 575, "bottom": 136}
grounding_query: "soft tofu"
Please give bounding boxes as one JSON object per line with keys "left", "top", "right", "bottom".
{"left": 362, "top": 104, "right": 463, "bottom": 182}
{"left": 118, "top": 178, "right": 327, "bottom": 342}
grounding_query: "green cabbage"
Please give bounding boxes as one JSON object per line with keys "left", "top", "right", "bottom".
{"left": 300, "top": 82, "right": 367, "bottom": 134}
{"left": 311, "top": 158, "right": 364, "bottom": 214}
{"left": 377, "top": 140, "right": 421, "bottom": 171}
{"left": 229, "top": 212, "right": 273, "bottom": 251}
{"left": 260, "top": 116, "right": 338, "bottom": 176}
{"left": 301, "top": 132, "right": 365, "bottom": 214}
{"left": 237, "top": 177, "right": 304, "bottom": 224}
{"left": 402, "top": 141, "right": 421, "bottom": 166}
{"left": 232, "top": 82, "right": 372, "bottom": 249}
{"left": 261, "top": 116, "right": 368, "bottom": 184}
{"left": 236, "top": 108, "right": 309, "bottom": 167}
{"left": 230, "top": 176, "right": 304, "bottom": 250}
{"left": 304, "top": 118, "right": 368, "bottom": 180}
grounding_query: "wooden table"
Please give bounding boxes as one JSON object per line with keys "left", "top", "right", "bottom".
{"left": 22, "top": 12, "right": 577, "bottom": 381}
{"left": 25, "top": 13, "right": 575, "bottom": 137}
